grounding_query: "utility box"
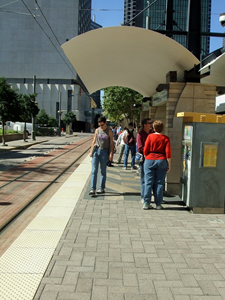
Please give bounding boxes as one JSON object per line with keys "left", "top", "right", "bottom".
{"left": 177, "top": 112, "right": 225, "bottom": 214}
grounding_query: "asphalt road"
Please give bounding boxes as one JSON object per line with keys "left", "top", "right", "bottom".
{"left": 0, "top": 133, "right": 93, "bottom": 172}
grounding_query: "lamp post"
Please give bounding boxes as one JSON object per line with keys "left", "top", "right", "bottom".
{"left": 32, "top": 75, "right": 36, "bottom": 140}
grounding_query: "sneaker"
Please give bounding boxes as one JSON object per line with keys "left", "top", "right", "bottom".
{"left": 131, "top": 166, "right": 137, "bottom": 170}
{"left": 143, "top": 203, "right": 153, "bottom": 210}
{"left": 122, "top": 166, "right": 127, "bottom": 170}
{"left": 156, "top": 205, "right": 164, "bottom": 210}
{"left": 89, "top": 189, "right": 95, "bottom": 196}
{"left": 97, "top": 188, "right": 105, "bottom": 194}
{"left": 116, "top": 161, "right": 121, "bottom": 164}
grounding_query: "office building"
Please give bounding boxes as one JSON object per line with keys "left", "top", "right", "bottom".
{"left": 0, "top": 0, "right": 92, "bottom": 125}
{"left": 124, "top": 0, "right": 211, "bottom": 56}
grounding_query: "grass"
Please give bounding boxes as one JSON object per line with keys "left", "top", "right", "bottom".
{"left": 0, "top": 129, "right": 20, "bottom": 134}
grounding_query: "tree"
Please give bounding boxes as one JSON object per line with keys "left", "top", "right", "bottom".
{"left": 62, "top": 111, "right": 76, "bottom": 134}
{"left": 103, "top": 86, "right": 142, "bottom": 123}
{"left": 48, "top": 116, "right": 58, "bottom": 127}
{"left": 36, "top": 109, "right": 49, "bottom": 126}
{"left": 62, "top": 111, "right": 76, "bottom": 125}
{"left": 19, "top": 93, "right": 39, "bottom": 141}
{"left": 0, "top": 77, "right": 21, "bottom": 145}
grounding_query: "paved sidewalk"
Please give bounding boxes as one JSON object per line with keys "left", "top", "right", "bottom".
{"left": 1, "top": 151, "right": 225, "bottom": 300}
{"left": 33, "top": 159, "right": 225, "bottom": 299}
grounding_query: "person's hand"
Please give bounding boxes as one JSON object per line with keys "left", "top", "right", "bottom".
{"left": 109, "top": 152, "right": 113, "bottom": 162}
{"left": 167, "top": 165, "right": 171, "bottom": 173}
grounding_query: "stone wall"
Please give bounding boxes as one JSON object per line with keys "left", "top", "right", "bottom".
{"left": 0, "top": 134, "right": 23, "bottom": 143}
{"left": 144, "top": 82, "right": 217, "bottom": 195}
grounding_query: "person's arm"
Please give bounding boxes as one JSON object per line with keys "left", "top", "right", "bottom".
{"left": 116, "top": 133, "right": 122, "bottom": 146}
{"left": 167, "top": 158, "right": 171, "bottom": 173}
{"left": 89, "top": 129, "right": 98, "bottom": 157}
{"left": 123, "top": 131, "right": 127, "bottom": 143}
{"left": 109, "top": 129, "right": 114, "bottom": 162}
{"left": 143, "top": 135, "right": 151, "bottom": 157}
{"left": 137, "top": 133, "right": 144, "bottom": 154}
{"left": 165, "top": 137, "right": 171, "bottom": 172}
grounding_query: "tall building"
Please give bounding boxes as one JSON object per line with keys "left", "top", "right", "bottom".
{"left": 124, "top": 0, "right": 211, "bottom": 56}
{"left": 0, "top": 0, "right": 92, "bottom": 126}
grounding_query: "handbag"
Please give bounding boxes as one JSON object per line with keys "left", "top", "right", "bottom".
{"left": 135, "top": 152, "right": 143, "bottom": 164}
{"left": 90, "top": 145, "right": 98, "bottom": 157}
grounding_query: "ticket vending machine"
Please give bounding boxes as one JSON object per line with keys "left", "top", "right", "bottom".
{"left": 177, "top": 112, "right": 225, "bottom": 213}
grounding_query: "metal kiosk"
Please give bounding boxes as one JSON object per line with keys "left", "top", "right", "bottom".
{"left": 176, "top": 112, "right": 225, "bottom": 214}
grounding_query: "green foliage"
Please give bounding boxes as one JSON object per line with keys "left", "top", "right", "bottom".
{"left": 0, "top": 77, "right": 21, "bottom": 123}
{"left": 36, "top": 109, "right": 49, "bottom": 125}
{"left": 0, "top": 77, "right": 21, "bottom": 144}
{"left": 103, "top": 86, "right": 142, "bottom": 123}
{"left": 62, "top": 111, "right": 76, "bottom": 125}
{"left": 36, "top": 127, "right": 56, "bottom": 136}
{"left": 36, "top": 108, "right": 58, "bottom": 127}
{"left": 19, "top": 93, "right": 39, "bottom": 121}
{"left": 48, "top": 116, "right": 58, "bottom": 127}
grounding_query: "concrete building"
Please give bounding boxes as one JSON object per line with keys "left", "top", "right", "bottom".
{"left": 0, "top": 0, "right": 92, "bottom": 126}
{"left": 124, "top": 0, "right": 211, "bottom": 56}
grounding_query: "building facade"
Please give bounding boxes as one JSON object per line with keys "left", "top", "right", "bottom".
{"left": 124, "top": 0, "right": 211, "bottom": 56}
{"left": 0, "top": 0, "right": 92, "bottom": 125}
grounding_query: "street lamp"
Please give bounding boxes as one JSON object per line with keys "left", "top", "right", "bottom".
{"left": 58, "top": 110, "right": 63, "bottom": 136}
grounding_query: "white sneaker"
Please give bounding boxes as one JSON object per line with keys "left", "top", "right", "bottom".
{"left": 143, "top": 203, "right": 153, "bottom": 210}
{"left": 122, "top": 166, "right": 127, "bottom": 170}
{"left": 156, "top": 205, "right": 164, "bottom": 210}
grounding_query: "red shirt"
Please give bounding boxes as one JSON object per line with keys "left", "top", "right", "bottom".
{"left": 144, "top": 133, "right": 171, "bottom": 160}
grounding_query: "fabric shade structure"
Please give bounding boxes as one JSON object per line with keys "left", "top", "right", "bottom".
{"left": 61, "top": 26, "right": 199, "bottom": 97}
{"left": 201, "top": 52, "right": 225, "bottom": 87}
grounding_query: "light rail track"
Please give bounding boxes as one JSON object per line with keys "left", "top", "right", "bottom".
{"left": 0, "top": 137, "right": 92, "bottom": 233}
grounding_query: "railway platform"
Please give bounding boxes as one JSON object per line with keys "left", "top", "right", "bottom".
{"left": 1, "top": 141, "right": 225, "bottom": 300}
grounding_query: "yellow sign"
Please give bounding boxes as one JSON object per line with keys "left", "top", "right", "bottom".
{"left": 203, "top": 144, "right": 218, "bottom": 167}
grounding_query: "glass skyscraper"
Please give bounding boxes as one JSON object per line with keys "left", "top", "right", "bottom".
{"left": 124, "top": 0, "right": 211, "bottom": 56}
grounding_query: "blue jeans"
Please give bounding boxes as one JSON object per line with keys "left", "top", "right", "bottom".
{"left": 144, "top": 159, "right": 167, "bottom": 206}
{"left": 123, "top": 144, "right": 136, "bottom": 167}
{"left": 139, "top": 161, "right": 145, "bottom": 199}
{"left": 91, "top": 148, "right": 109, "bottom": 190}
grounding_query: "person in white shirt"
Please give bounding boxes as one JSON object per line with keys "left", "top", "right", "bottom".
{"left": 116, "top": 129, "right": 125, "bottom": 164}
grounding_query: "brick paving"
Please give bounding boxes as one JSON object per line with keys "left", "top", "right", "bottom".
{"left": 0, "top": 136, "right": 92, "bottom": 231}
{"left": 33, "top": 154, "right": 225, "bottom": 300}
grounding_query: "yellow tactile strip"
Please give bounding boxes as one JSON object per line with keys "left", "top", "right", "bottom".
{"left": 0, "top": 155, "right": 91, "bottom": 300}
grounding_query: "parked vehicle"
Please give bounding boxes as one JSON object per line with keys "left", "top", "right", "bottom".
{"left": 13, "top": 122, "right": 33, "bottom": 135}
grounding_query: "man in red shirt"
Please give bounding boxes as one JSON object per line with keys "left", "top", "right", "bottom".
{"left": 143, "top": 120, "right": 171, "bottom": 210}
{"left": 136, "top": 118, "right": 154, "bottom": 203}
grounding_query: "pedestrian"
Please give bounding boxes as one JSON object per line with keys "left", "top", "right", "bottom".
{"left": 143, "top": 120, "right": 171, "bottom": 210}
{"left": 136, "top": 118, "right": 154, "bottom": 203}
{"left": 112, "top": 126, "right": 117, "bottom": 141}
{"left": 122, "top": 122, "right": 137, "bottom": 170}
{"left": 89, "top": 116, "right": 114, "bottom": 196}
{"left": 115, "top": 128, "right": 125, "bottom": 164}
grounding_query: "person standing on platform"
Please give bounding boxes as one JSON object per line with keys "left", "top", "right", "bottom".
{"left": 136, "top": 118, "right": 154, "bottom": 203}
{"left": 122, "top": 122, "right": 137, "bottom": 170}
{"left": 115, "top": 129, "right": 125, "bottom": 164}
{"left": 89, "top": 116, "right": 114, "bottom": 196}
{"left": 143, "top": 120, "right": 171, "bottom": 210}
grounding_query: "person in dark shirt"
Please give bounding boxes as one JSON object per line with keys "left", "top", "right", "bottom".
{"left": 143, "top": 120, "right": 171, "bottom": 210}
{"left": 136, "top": 118, "right": 154, "bottom": 203}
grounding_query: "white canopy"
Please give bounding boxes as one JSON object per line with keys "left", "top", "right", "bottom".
{"left": 201, "top": 52, "right": 225, "bottom": 87}
{"left": 61, "top": 26, "right": 199, "bottom": 96}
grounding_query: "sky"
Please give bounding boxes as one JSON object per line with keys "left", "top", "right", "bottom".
{"left": 91, "top": 0, "right": 225, "bottom": 52}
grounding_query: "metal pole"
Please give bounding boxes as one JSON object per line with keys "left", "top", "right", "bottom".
{"left": 32, "top": 75, "right": 36, "bottom": 140}
{"left": 146, "top": 1, "right": 150, "bottom": 29}
{"left": 58, "top": 87, "right": 62, "bottom": 136}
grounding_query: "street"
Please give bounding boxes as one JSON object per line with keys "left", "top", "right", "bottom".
{"left": 0, "top": 133, "right": 93, "bottom": 172}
